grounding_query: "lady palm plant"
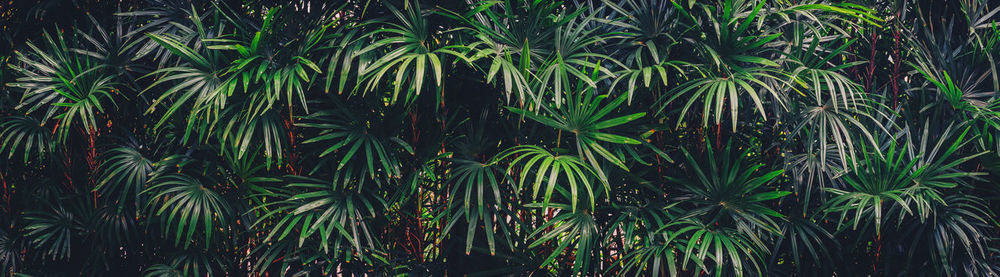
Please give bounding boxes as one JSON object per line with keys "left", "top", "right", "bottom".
{"left": 824, "top": 122, "right": 986, "bottom": 235}
{"left": 141, "top": 13, "right": 232, "bottom": 144}
{"left": 602, "top": 0, "right": 686, "bottom": 102}
{"left": 0, "top": 0, "right": 997, "bottom": 276}
{"left": 446, "top": 0, "right": 556, "bottom": 103}
{"left": 96, "top": 144, "right": 155, "bottom": 211}
{"left": 143, "top": 173, "right": 232, "bottom": 250}
{"left": 660, "top": 140, "right": 786, "bottom": 276}
{"left": 251, "top": 174, "right": 384, "bottom": 262}
{"left": 8, "top": 30, "right": 119, "bottom": 143}
{"left": 506, "top": 77, "right": 646, "bottom": 189}
{"left": 0, "top": 116, "right": 52, "bottom": 163}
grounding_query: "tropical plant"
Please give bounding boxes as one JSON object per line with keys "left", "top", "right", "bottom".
{"left": 0, "top": 0, "right": 997, "bottom": 276}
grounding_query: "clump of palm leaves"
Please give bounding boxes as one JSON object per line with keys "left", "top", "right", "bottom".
{"left": 0, "top": 0, "right": 997, "bottom": 276}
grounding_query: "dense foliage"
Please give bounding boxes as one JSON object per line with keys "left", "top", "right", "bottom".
{"left": 0, "top": 0, "right": 999, "bottom": 276}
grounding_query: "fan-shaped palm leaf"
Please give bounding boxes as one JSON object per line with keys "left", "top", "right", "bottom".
{"left": 824, "top": 123, "right": 986, "bottom": 234}
{"left": 661, "top": 68, "right": 785, "bottom": 132}
{"left": 668, "top": 140, "right": 788, "bottom": 235}
{"left": 613, "top": 200, "right": 680, "bottom": 277}
{"left": 204, "top": 7, "right": 329, "bottom": 118}
{"left": 7, "top": 30, "right": 119, "bottom": 142}
{"left": 602, "top": 0, "right": 689, "bottom": 102}
{"left": 0, "top": 226, "right": 23, "bottom": 274}
{"left": 141, "top": 9, "right": 232, "bottom": 143}
{"left": 24, "top": 204, "right": 82, "bottom": 260}
{"left": 117, "top": 0, "right": 204, "bottom": 65}
{"left": 661, "top": 220, "right": 768, "bottom": 277}
{"left": 527, "top": 208, "right": 599, "bottom": 275}
{"left": 0, "top": 116, "right": 52, "bottom": 163}
{"left": 217, "top": 105, "right": 289, "bottom": 167}
{"left": 507, "top": 87, "right": 645, "bottom": 184}
{"left": 250, "top": 174, "right": 384, "bottom": 262}
{"left": 900, "top": 195, "right": 996, "bottom": 276}
{"left": 441, "top": 0, "right": 565, "bottom": 103}
{"left": 96, "top": 146, "right": 154, "bottom": 211}
{"left": 534, "top": 11, "right": 619, "bottom": 108}
{"left": 438, "top": 158, "right": 512, "bottom": 255}
{"left": 295, "top": 99, "right": 409, "bottom": 182}
{"left": 142, "top": 173, "right": 232, "bottom": 249}
{"left": 491, "top": 145, "right": 599, "bottom": 211}
{"left": 354, "top": 0, "right": 465, "bottom": 104}
{"left": 790, "top": 96, "right": 885, "bottom": 170}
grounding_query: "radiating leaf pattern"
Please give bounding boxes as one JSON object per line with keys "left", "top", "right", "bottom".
{"left": 0, "top": 0, "right": 996, "bottom": 276}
